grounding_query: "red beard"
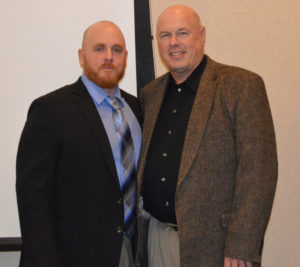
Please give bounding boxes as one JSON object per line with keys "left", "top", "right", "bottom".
{"left": 84, "top": 62, "right": 125, "bottom": 89}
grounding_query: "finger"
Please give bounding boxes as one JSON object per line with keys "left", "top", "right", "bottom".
{"left": 231, "top": 259, "right": 238, "bottom": 267}
{"left": 224, "top": 257, "right": 231, "bottom": 267}
{"left": 246, "top": 261, "right": 253, "bottom": 267}
{"left": 238, "top": 260, "right": 245, "bottom": 267}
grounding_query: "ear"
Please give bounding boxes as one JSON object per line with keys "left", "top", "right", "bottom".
{"left": 124, "top": 50, "right": 128, "bottom": 68}
{"left": 78, "top": 49, "right": 84, "bottom": 68}
{"left": 200, "top": 26, "right": 206, "bottom": 45}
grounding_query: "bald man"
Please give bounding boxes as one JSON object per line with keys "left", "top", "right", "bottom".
{"left": 16, "top": 21, "right": 142, "bottom": 267}
{"left": 137, "top": 5, "right": 277, "bottom": 267}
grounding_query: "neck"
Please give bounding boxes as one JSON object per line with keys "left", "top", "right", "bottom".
{"left": 171, "top": 67, "right": 196, "bottom": 84}
{"left": 171, "top": 73, "right": 190, "bottom": 85}
{"left": 104, "top": 87, "right": 116, "bottom": 97}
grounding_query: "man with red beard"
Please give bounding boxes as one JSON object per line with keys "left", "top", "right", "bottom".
{"left": 16, "top": 21, "right": 142, "bottom": 267}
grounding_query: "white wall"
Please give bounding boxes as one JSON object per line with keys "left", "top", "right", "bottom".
{"left": 150, "top": 0, "right": 300, "bottom": 266}
{"left": 0, "top": 252, "right": 20, "bottom": 267}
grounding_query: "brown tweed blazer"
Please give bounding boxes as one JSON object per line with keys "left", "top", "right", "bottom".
{"left": 136, "top": 56, "right": 277, "bottom": 267}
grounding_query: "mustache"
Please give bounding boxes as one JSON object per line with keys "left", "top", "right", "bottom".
{"left": 99, "top": 63, "right": 116, "bottom": 70}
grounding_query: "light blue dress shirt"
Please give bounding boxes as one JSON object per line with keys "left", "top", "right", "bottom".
{"left": 81, "top": 74, "right": 142, "bottom": 187}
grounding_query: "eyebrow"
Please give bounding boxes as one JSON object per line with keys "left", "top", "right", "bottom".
{"left": 93, "top": 43, "right": 105, "bottom": 47}
{"left": 177, "top": 28, "right": 189, "bottom": 32}
{"left": 158, "top": 27, "right": 189, "bottom": 34}
{"left": 112, "top": 44, "right": 123, "bottom": 49}
{"left": 93, "top": 43, "right": 124, "bottom": 48}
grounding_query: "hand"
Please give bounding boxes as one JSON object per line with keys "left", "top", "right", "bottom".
{"left": 224, "top": 257, "right": 253, "bottom": 267}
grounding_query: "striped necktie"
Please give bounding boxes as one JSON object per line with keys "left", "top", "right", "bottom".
{"left": 106, "top": 96, "right": 136, "bottom": 239}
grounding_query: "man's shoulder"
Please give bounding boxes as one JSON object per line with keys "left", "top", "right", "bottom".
{"left": 208, "top": 56, "right": 263, "bottom": 83}
{"left": 26, "top": 78, "right": 85, "bottom": 117}
{"left": 207, "top": 56, "right": 266, "bottom": 100}
{"left": 32, "top": 78, "right": 83, "bottom": 105}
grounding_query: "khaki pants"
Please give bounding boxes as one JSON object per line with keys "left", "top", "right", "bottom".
{"left": 147, "top": 215, "right": 180, "bottom": 267}
{"left": 119, "top": 235, "right": 134, "bottom": 267}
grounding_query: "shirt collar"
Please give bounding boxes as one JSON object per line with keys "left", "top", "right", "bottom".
{"left": 81, "top": 74, "right": 123, "bottom": 107}
{"left": 168, "top": 55, "right": 207, "bottom": 94}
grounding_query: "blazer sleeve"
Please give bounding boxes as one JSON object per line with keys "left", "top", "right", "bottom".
{"left": 16, "top": 98, "right": 62, "bottom": 267}
{"left": 224, "top": 75, "right": 278, "bottom": 263}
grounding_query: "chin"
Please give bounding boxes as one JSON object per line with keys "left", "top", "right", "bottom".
{"left": 170, "top": 65, "right": 187, "bottom": 73}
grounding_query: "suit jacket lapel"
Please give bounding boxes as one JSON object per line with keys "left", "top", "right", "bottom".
{"left": 71, "top": 79, "right": 120, "bottom": 189}
{"left": 177, "top": 57, "right": 218, "bottom": 189}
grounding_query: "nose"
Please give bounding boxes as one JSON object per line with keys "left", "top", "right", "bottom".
{"left": 105, "top": 49, "right": 113, "bottom": 62}
{"left": 169, "top": 34, "right": 179, "bottom": 46}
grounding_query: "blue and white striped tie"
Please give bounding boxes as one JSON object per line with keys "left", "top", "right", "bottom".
{"left": 106, "top": 96, "right": 136, "bottom": 239}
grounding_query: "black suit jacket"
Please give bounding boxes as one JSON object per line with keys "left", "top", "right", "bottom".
{"left": 16, "top": 78, "right": 142, "bottom": 267}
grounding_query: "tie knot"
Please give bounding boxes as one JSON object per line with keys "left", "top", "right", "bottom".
{"left": 107, "top": 96, "right": 121, "bottom": 111}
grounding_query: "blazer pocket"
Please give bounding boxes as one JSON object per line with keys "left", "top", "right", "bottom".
{"left": 220, "top": 213, "right": 231, "bottom": 228}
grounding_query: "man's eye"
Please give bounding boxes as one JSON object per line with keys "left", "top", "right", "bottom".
{"left": 96, "top": 47, "right": 104, "bottom": 52}
{"left": 113, "top": 47, "right": 122, "bottom": 53}
{"left": 160, "top": 33, "right": 170, "bottom": 39}
{"left": 178, "top": 31, "right": 188, "bottom": 37}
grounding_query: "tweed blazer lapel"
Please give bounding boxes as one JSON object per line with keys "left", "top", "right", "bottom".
{"left": 71, "top": 79, "right": 121, "bottom": 189}
{"left": 143, "top": 78, "right": 168, "bottom": 146}
{"left": 177, "top": 57, "right": 218, "bottom": 189}
{"left": 137, "top": 75, "right": 168, "bottom": 189}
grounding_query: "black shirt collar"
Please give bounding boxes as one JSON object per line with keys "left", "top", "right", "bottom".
{"left": 168, "top": 55, "right": 207, "bottom": 93}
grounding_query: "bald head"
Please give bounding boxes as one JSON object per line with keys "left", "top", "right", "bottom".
{"left": 157, "top": 5, "right": 202, "bottom": 33}
{"left": 81, "top": 21, "right": 126, "bottom": 50}
{"left": 156, "top": 5, "right": 206, "bottom": 84}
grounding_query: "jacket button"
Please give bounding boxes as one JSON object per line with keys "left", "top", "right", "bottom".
{"left": 117, "top": 198, "right": 122, "bottom": 204}
{"left": 116, "top": 226, "right": 123, "bottom": 234}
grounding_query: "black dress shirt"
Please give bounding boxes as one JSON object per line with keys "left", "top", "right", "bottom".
{"left": 143, "top": 56, "right": 207, "bottom": 224}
